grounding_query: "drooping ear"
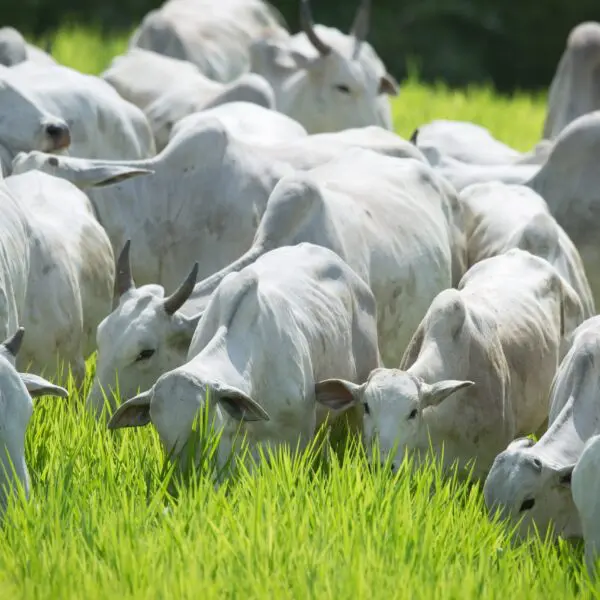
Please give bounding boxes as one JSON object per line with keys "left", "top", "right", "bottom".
{"left": 420, "top": 379, "right": 474, "bottom": 407}
{"left": 556, "top": 463, "right": 575, "bottom": 488}
{"left": 107, "top": 390, "right": 153, "bottom": 429}
{"left": 215, "top": 385, "right": 270, "bottom": 422}
{"left": 314, "top": 378, "right": 364, "bottom": 411}
{"left": 20, "top": 373, "right": 68, "bottom": 398}
{"left": 170, "top": 313, "right": 203, "bottom": 350}
{"left": 379, "top": 73, "right": 399, "bottom": 96}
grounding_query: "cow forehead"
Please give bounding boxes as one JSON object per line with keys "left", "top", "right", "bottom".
{"left": 365, "top": 370, "right": 419, "bottom": 407}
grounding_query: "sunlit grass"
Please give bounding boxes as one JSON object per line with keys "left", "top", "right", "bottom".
{"left": 1, "top": 24, "right": 585, "bottom": 600}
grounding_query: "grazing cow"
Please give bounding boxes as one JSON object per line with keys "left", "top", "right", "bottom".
{"left": 0, "top": 27, "right": 55, "bottom": 68}
{"left": 86, "top": 149, "right": 463, "bottom": 414}
{"left": 543, "top": 22, "right": 600, "bottom": 141}
{"left": 0, "top": 65, "right": 70, "bottom": 175}
{"left": 249, "top": 0, "right": 399, "bottom": 133}
{"left": 0, "top": 170, "right": 114, "bottom": 383}
{"left": 572, "top": 434, "right": 600, "bottom": 579}
{"left": 0, "top": 328, "right": 68, "bottom": 518}
{"left": 316, "top": 250, "right": 585, "bottom": 479}
{"left": 130, "top": 0, "right": 289, "bottom": 83}
{"left": 107, "top": 243, "right": 381, "bottom": 471}
{"left": 483, "top": 316, "right": 600, "bottom": 540}
{"left": 461, "top": 182, "right": 595, "bottom": 318}
{"left": 6, "top": 62, "right": 155, "bottom": 161}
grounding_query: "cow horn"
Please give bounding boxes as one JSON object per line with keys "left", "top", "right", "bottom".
{"left": 163, "top": 263, "right": 199, "bottom": 316}
{"left": 300, "top": 0, "right": 331, "bottom": 56}
{"left": 113, "top": 240, "right": 135, "bottom": 309}
{"left": 2, "top": 327, "right": 24, "bottom": 358}
{"left": 351, "top": 0, "right": 371, "bottom": 59}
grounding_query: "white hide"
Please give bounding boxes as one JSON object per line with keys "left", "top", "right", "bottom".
{"left": 6, "top": 62, "right": 155, "bottom": 161}
{"left": 526, "top": 110, "right": 600, "bottom": 306}
{"left": 316, "top": 250, "right": 585, "bottom": 480}
{"left": 0, "top": 329, "right": 68, "bottom": 519}
{"left": 460, "top": 182, "right": 595, "bottom": 318}
{"left": 484, "top": 316, "right": 600, "bottom": 541}
{"left": 130, "top": 0, "right": 289, "bottom": 83}
{"left": 543, "top": 22, "right": 600, "bottom": 141}
{"left": 3, "top": 171, "right": 114, "bottom": 383}
{"left": 572, "top": 434, "right": 600, "bottom": 578}
{"left": 107, "top": 243, "right": 380, "bottom": 471}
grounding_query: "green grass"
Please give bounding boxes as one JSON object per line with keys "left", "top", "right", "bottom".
{"left": 2, "top": 24, "right": 592, "bottom": 600}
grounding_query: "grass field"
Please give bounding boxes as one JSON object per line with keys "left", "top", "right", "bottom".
{"left": 0, "top": 25, "right": 593, "bottom": 600}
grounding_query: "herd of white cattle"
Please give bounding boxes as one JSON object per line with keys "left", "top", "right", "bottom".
{"left": 1, "top": 0, "right": 600, "bottom": 576}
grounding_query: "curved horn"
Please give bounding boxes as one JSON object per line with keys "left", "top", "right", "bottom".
{"left": 113, "top": 240, "right": 135, "bottom": 309}
{"left": 2, "top": 327, "right": 24, "bottom": 358}
{"left": 163, "top": 263, "right": 199, "bottom": 316}
{"left": 300, "top": 0, "right": 331, "bottom": 56}
{"left": 351, "top": 0, "right": 371, "bottom": 59}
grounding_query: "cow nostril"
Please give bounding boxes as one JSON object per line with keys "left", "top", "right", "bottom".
{"left": 45, "top": 123, "right": 70, "bottom": 149}
{"left": 46, "top": 124, "right": 63, "bottom": 137}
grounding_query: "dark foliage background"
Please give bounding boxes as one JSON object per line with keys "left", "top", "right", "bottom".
{"left": 5, "top": 0, "right": 600, "bottom": 91}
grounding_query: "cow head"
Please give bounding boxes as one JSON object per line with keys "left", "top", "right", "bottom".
{"left": 250, "top": 0, "right": 398, "bottom": 134}
{"left": 107, "top": 369, "right": 269, "bottom": 470}
{"left": 0, "top": 68, "right": 70, "bottom": 174}
{"left": 316, "top": 368, "right": 473, "bottom": 471}
{"left": 483, "top": 437, "right": 580, "bottom": 540}
{"left": 86, "top": 241, "right": 201, "bottom": 418}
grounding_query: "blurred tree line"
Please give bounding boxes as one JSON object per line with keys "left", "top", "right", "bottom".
{"left": 5, "top": 0, "right": 600, "bottom": 91}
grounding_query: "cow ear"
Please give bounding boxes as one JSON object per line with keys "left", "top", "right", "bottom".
{"left": 215, "top": 386, "right": 270, "bottom": 422}
{"left": 108, "top": 390, "right": 152, "bottom": 429}
{"left": 20, "top": 373, "right": 68, "bottom": 398}
{"left": 379, "top": 73, "right": 399, "bottom": 96}
{"left": 314, "top": 379, "right": 364, "bottom": 411}
{"left": 420, "top": 380, "right": 474, "bottom": 407}
{"left": 556, "top": 464, "right": 575, "bottom": 488}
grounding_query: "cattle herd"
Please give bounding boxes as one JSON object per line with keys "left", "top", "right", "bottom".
{"left": 0, "top": 0, "right": 600, "bottom": 578}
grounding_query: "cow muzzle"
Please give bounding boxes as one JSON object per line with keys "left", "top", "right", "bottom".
{"left": 44, "top": 120, "right": 71, "bottom": 151}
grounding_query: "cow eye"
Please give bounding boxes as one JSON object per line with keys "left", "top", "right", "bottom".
{"left": 334, "top": 84, "right": 351, "bottom": 94}
{"left": 408, "top": 408, "right": 418, "bottom": 420}
{"left": 135, "top": 349, "right": 155, "bottom": 362}
{"left": 519, "top": 498, "right": 535, "bottom": 512}
{"left": 363, "top": 402, "right": 370, "bottom": 415}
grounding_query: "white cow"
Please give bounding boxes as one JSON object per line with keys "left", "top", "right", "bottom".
{"left": 107, "top": 243, "right": 381, "bottom": 471}
{"left": 249, "top": 0, "right": 399, "bottom": 133}
{"left": 5, "top": 62, "right": 155, "bottom": 160}
{"left": 0, "top": 328, "right": 68, "bottom": 518}
{"left": 572, "top": 434, "right": 600, "bottom": 578}
{"left": 543, "top": 22, "right": 600, "bottom": 141}
{"left": 0, "top": 170, "right": 114, "bottom": 383}
{"left": 483, "top": 316, "right": 600, "bottom": 541}
{"left": 461, "top": 182, "right": 595, "bottom": 318}
{"left": 316, "top": 250, "right": 585, "bottom": 479}
{"left": 130, "top": 0, "right": 289, "bottom": 83}
{"left": 12, "top": 111, "right": 429, "bottom": 295}
{"left": 0, "top": 65, "right": 70, "bottom": 175}
{"left": 86, "top": 148, "right": 464, "bottom": 414}
{"left": 0, "top": 27, "right": 55, "bottom": 67}
{"left": 526, "top": 110, "right": 600, "bottom": 305}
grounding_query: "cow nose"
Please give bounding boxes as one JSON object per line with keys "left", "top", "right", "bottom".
{"left": 45, "top": 122, "right": 71, "bottom": 150}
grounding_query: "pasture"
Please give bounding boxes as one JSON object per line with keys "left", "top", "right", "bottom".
{"left": 0, "top": 25, "right": 591, "bottom": 600}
